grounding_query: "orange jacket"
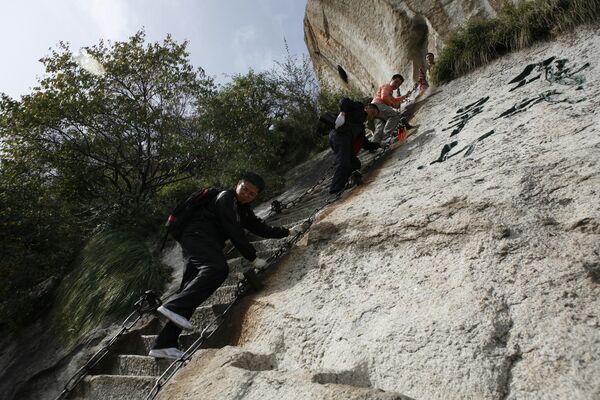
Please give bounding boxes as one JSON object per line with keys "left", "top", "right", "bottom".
{"left": 373, "top": 83, "right": 402, "bottom": 108}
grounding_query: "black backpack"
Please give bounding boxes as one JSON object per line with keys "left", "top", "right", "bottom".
{"left": 159, "top": 188, "right": 221, "bottom": 250}
{"left": 317, "top": 111, "right": 337, "bottom": 135}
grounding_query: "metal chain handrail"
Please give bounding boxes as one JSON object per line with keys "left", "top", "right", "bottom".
{"left": 54, "top": 291, "right": 162, "bottom": 400}
{"left": 144, "top": 136, "right": 397, "bottom": 400}
{"left": 144, "top": 191, "right": 342, "bottom": 400}
{"left": 56, "top": 130, "right": 398, "bottom": 400}
{"left": 268, "top": 163, "right": 335, "bottom": 217}
{"left": 54, "top": 156, "right": 339, "bottom": 400}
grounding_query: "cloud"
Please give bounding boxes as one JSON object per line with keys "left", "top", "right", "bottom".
{"left": 76, "top": 0, "right": 137, "bottom": 40}
{"left": 0, "top": 0, "right": 308, "bottom": 97}
{"left": 233, "top": 25, "right": 258, "bottom": 47}
{"left": 232, "top": 25, "right": 277, "bottom": 72}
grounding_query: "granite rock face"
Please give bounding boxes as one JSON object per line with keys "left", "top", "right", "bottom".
{"left": 160, "top": 347, "right": 414, "bottom": 400}
{"left": 160, "top": 27, "right": 600, "bottom": 400}
{"left": 304, "top": 0, "right": 517, "bottom": 92}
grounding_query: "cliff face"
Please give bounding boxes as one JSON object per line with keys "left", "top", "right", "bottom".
{"left": 304, "top": 0, "right": 515, "bottom": 92}
{"left": 159, "top": 26, "right": 600, "bottom": 400}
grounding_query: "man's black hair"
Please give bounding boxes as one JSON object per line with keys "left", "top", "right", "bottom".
{"left": 243, "top": 172, "right": 265, "bottom": 192}
{"left": 392, "top": 74, "right": 404, "bottom": 81}
{"left": 366, "top": 103, "right": 379, "bottom": 113}
{"left": 426, "top": 52, "right": 435, "bottom": 57}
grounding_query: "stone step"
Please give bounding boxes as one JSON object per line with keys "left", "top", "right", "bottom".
{"left": 282, "top": 192, "right": 327, "bottom": 210}
{"left": 226, "top": 257, "right": 245, "bottom": 273}
{"left": 106, "top": 319, "right": 168, "bottom": 356}
{"left": 269, "top": 196, "right": 323, "bottom": 217}
{"left": 71, "top": 374, "right": 155, "bottom": 400}
{"left": 251, "top": 238, "right": 288, "bottom": 253}
{"left": 151, "top": 285, "right": 236, "bottom": 330}
{"left": 158, "top": 285, "right": 237, "bottom": 311}
{"left": 139, "top": 335, "right": 158, "bottom": 355}
{"left": 268, "top": 210, "right": 322, "bottom": 227}
{"left": 139, "top": 330, "right": 207, "bottom": 355}
{"left": 223, "top": 271, "right": 243, "bottom": 286}
{"left": 189, "top": 304, "right": 220, "bottom": 328}
{"left": 205, "top": 284, "right": 236, "bottom": 306}
{"left": 111, "top": 299, "right": 233, "bottom": 357}
{"left": 282, "top": 202, "right": 327, "bottom": 219}
{"left": 92, "top": 354, "right": 173, "bottom": 377}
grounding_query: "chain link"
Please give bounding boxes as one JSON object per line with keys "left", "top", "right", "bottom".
{"left": 268, "top": 164, "right": 335, "bottom": 217}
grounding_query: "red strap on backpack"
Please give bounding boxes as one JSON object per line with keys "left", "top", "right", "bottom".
{"left": 397, "top": 127, "right": 407, "bottom": 142}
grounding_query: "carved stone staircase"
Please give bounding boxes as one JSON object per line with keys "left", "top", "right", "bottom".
{"left": 66, "top": 146, "right": 388, "bottom": 399}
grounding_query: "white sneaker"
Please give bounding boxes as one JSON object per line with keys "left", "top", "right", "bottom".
{"left": 157, "top": 305, "right": 195, "bottom": 331}
{"left": 148, "top": 347, "right": 184, "bottom": 360}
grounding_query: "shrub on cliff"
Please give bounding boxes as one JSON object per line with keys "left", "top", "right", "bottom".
{"left": 433, "top": 0, "right": 600, "bottom": 84}
{"left": 53, "top": 230, "right": 169, "bottom": 340}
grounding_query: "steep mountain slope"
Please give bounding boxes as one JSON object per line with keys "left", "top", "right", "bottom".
{"left": 158, "top": 27, "right": 600, "bottom": 400}
{"left": 304, "top": 0, "right": 515, "bottom": 92}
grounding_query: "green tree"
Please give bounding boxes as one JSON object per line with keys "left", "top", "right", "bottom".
{"left": 196, "top": 47, "right": 334, "bottom": 190}
{"left": 197, "top": 70, "right": 285, "bottom": 190}
{"left": 0, "top": 154, "right": 81, "bottom": 331}
{"left": 269, "top": 46, "right": 326, "bottom": 166}
{"left": 1, "top": 30, "right": 216, "bottom": 226}
{"left": 0, "top": 30, "right": 215, "bottom": 332}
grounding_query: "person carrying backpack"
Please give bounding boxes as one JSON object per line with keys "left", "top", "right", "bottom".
{"left": 149, "top": 172, "right": 291, "bottom": 359}
{"left": 328, "top": 98, "right": 380, "bottom": 194}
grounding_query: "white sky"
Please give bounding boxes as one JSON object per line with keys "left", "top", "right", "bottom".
{"left": 0, "top": 0, "right": 308, "bottom": 98}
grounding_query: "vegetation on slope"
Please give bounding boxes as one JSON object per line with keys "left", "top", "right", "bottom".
{"left": 54, "top": 230, "right": 168, "bottom": 340}
{"left": 432, "top": 0, "right": 600, "bottom": 84}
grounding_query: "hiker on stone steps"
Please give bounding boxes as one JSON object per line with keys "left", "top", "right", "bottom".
{"left": 329, "top": 98, "right": 380, "bottom": 195}
{"left": 418, "top": 53, "right": 436, "bottom": 94}
{"left": 149, "top": 173, "right": 291, "bottom": 360}
{"left": 370, "top": 74, "right": 414, "bottom": 143}
{"left": 424, "top": 52, "right": 435, "bottom": 87}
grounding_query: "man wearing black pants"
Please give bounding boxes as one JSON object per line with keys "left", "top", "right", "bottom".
{"left": 329, "top": 98, "right": 380, "bottom": 194}
{"left": 149, "top": 172, "right": 290, "bottom": 359}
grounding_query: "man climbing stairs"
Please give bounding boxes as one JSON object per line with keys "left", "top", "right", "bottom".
{"left": 63, "top": 139, "right": 398, "bottom": 400}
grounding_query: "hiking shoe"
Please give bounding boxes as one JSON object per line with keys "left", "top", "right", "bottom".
{"left": 351, "top": 171, "right": 363, "bottom": 186}
{"left": 149, "top": 347, "right": 184, "bottom": 360}
{"left": 327, "top": 191, "right": 343, "bottom": 203}
{"left": 157, "top": 305, "right": 195, "bottom": 331}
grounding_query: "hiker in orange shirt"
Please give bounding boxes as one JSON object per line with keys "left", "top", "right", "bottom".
{"left": 371, "top": 74, "right": 412, "bottom": 143}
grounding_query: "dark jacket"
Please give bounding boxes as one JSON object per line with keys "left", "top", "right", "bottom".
{"left": 335, "top": 97, "right": 379, "bottom": 155}
{"left": 182, "top": 189, "right": 288, "bottom": 261}
{"left": 336, "top": 97, "right": 367, "bottom": 139}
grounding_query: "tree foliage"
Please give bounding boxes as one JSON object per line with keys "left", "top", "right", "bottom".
{"left": 0, "top": 30, "right": 341, "bottom": 334}
{"left": 1, "top": 31, "right": 216, "bottom": 225}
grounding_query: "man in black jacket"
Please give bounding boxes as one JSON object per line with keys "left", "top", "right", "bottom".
{"left": 149, "top": 172, "right": 290, "bottom": 359}
{"left": 329, "top": 98, "right": 380, "bottom": 194}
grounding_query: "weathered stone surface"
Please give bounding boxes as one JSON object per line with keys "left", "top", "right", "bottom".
{"left": 159, "top": 28, "right": 600, "bottom": 400}
{"left": 304, "top": 0, "right": 517, "bottom": 92}
{"left": 159, "top": 347, "right": 414, "bottom": 400}
{"left": 73, "top": 374, "right": 155, "bottom": 400}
